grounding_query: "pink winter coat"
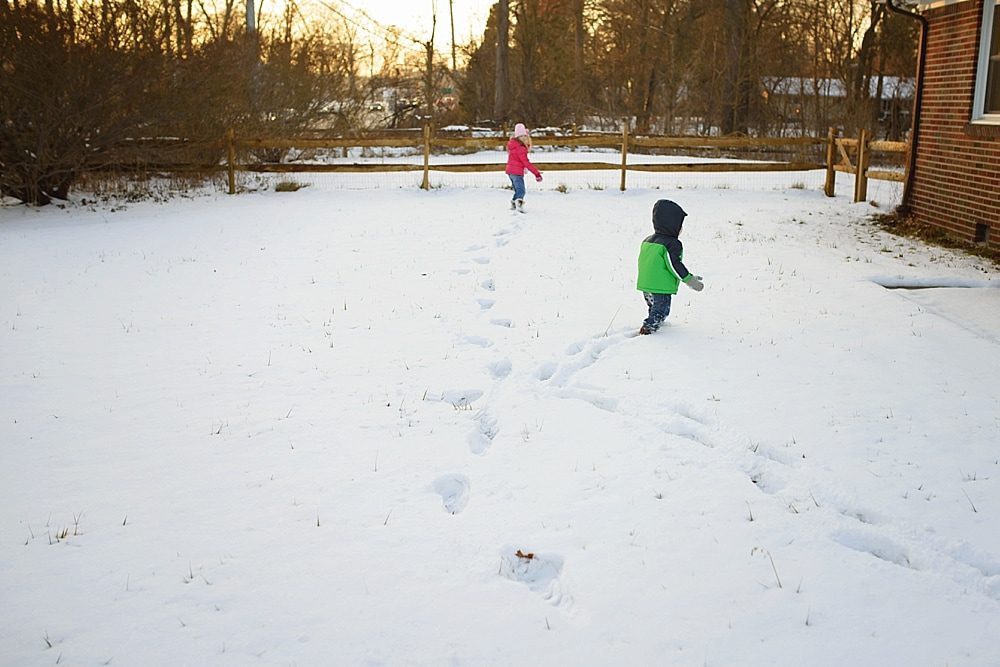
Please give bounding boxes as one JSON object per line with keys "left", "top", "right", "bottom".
{"left": 505, "top": 137, "right": 541, "bottom": 178}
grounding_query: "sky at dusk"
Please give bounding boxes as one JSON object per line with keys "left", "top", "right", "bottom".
{"left": 347, "top": 0, "right": 493, "bottom": 46}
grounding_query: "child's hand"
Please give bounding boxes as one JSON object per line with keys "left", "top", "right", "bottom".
{"left": 686, "top": 275, "right": 704, "bottom": 291}
{"left": 535, "top": 174, "right": 543, "bottom": 182}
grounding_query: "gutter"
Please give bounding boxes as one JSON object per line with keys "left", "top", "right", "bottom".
{"left": 884, "top": 0, "right": 929, "bottom": 213}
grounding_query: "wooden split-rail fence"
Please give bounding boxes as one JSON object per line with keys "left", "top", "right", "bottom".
{"left": 223, "top": 126, "right": 906, "bottom": 201}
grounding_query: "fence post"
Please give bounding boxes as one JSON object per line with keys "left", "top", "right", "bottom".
{"left": 854, "top": 128, "right": 869, "bottom": 203}
{"left": 421, "top": 123, "right": 431, "bottom": 190}
{"left": 226, "top": 127, "right": 236, "bottom": 195}
{"left": 620, "top": 120, "right": 629, "bottom": 192}
{"left": 824, "top": 126, "right": 837, "bottom": 197}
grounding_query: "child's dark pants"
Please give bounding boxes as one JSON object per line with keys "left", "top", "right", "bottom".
{"left": 642, "top": 292, "right": 672, "bottom": 331}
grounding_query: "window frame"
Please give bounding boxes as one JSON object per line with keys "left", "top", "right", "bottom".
{"left": 972, "top": 0, "right": 1000, "bottom": 123}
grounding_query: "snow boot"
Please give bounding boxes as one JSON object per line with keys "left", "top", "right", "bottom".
{"left": 639, "top": 325, "right": 652, "bottom": 335}
{"left": 510, "top": 200, "right": 517, "bottom": 211}
{"left": 516, "top": 199, "right": 525, "bottom": 213}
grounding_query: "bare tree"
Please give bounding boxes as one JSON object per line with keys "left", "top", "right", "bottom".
{"left": 848, "top": 1, "right": 887, "bottom": 132}
{"left": 449, "top": 0, "right": 457, "bottom": 72}
{"left": 494, "top": 0, "right": 510, "bottom": 123}
{"left": 573, "top": 0, "right": 585, "bottom": 124}
{"left": 423, "top": 8, "right": 437, "bottom": 120}
{"left": 1, "top": 0, "right": 356, "bottom": 204}
{"left": 0, "top": 2, "right": 160, "bottom": 203}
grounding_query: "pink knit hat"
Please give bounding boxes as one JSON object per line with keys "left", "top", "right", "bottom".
{"left": 513, "top": 123, "right": 529, "bottom": 137}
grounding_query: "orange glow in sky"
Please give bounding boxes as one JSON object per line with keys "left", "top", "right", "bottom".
{"left": 346, "top": 0, "right": 492, "bottom": 45}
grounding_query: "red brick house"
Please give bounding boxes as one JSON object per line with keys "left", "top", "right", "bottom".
{"left": 894, "top": 0, "right": 999, "bottom": 250}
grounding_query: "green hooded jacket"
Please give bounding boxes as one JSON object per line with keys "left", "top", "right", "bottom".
{"left": 636, "top": 199, "right": 693, "bottom": 294}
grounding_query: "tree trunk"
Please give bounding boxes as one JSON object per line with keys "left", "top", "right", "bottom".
{"left": 629, "top": 1, "right": 650, "bottom": 132}
{"left": 851, "top": 3, "right": 885, "bottom": 132}
{"left": 638, "top": 5, "right": 674, "bottom": 134}
{"left": 516, "top": 0, "right": 540, "bottom": 122}
{"left": 494, "top": 0, "right": 509, "bottom": 123}
{"left": 449, "top": 0, "right": 456, "bottom": 72}
{"left": 424, "top": 11, "right": 437, "bottom": 120}
{"left": 721, "top": 0, "right": 749, "bottom": 135}
{"left": 574, "top": 0, "right": 584, "bottom": 125}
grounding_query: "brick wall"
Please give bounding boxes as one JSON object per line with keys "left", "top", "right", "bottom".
{"left": 912, "top": 0, "right": 1000, "bottom": 250}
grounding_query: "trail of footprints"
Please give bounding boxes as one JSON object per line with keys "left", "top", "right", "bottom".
{"left": 438, "top": 216, "right": 904, "bottom": 604}
{"left": 433, "top": 215, "right": 1000, "bottom": 608}
{"left": 426, "top": 217, "right": 573, "bottom": 605}
{"left": 540, "top": 328, "right": 1000, "bottom": 600}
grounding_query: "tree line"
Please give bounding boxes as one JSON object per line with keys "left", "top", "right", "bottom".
{"left": 0, "top": 0, "right": 421, "bottom": 204}
{"left": 463, "top": 0, "right": 917, "bottom": 138}
{"left": 1, "top": 0, "right": 917, "bottom": 205}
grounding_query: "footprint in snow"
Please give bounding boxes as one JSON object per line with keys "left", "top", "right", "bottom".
{"left": 535, "top": 361, "right": 558, "bottom": 381}
{"left": 460, "top": 334, "right": 492, "bottom": 348}
{"left": 947, "top": 544, "right": 1000, "bottom": 601}
{"left": 543, "top": 335, "right": 619, "bottom": 387}
{"left": 750, "top": 441, "right": 802, "bottom": 466}
{"left": 489, "top": 358, "right": 513, "bottom": 379}
{"left": 498, "top": 546, "right": 569, "bottom": 606}
{"left": 831, "top": 528, "right": 916, "bottom": 570}
{"left": 430, "top": 388, "right": 484, "bottom": 410}
{"left": 480, "top": 278, "right": 496, "bottom": 291}
{"left": 564, "top": 328, "right": 634, "bottom": 357}
{"left": 465, "top": 244, "right": 486, "bottom": 252}
{"left": 490, "top": 318, "right": 513, "bottom": 328}
{"left": 554, "top": 386, "right": 618, "bottom": 412}
{"left": 949, "top": 542, "right": 1000, "bottom": 578}
{"left": 467, "top": 409, "right": 499, "bottom": 455}
{"left": 655, "top": 414, "right": 714, "bottom": 448}
{"left": 745, "top": 465, "right": 787, "bottom": 495}
{"left": 472, "top": 256, "right": 491, "bottom": 265}
{"left": 664, "top": 399, "right": 709, "bottom": 425}
{"left": 433, "top": 474, "right": 471, "bottom": 514}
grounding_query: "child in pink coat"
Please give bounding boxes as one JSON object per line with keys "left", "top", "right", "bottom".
{"left": 505, "top": 123, "right": 542, "bottom": 213}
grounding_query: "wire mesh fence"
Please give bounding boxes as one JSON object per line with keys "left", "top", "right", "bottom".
{"left": 73, "top": 128, "right": 905, "bottom": 210}
{"left": 224, "top": 127, "right": 904, "bottom": 208}
{"left": 235, "top": 158, "right": 903, "bottom": 210}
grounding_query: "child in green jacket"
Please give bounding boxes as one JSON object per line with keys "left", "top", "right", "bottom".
{"left": 636, "top": 199, "right": 704, "bottom": 334}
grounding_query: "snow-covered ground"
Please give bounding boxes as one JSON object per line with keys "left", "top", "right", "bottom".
{"left": 1, "top": 162, "right": 999, "bottom": 666}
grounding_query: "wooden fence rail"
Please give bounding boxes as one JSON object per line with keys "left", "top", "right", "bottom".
{"left": 224, "top": 126, "right": 905, "bottom": 200}
{"left": 823, "top": 127, "right": 907, "bottom": 202}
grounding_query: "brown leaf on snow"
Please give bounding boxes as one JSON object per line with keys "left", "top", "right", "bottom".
{"left": 515, "top": 549, "right": 535, "bottom": 560}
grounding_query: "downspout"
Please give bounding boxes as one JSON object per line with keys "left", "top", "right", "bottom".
{"left": 885, "top": 0, "right": 928, "bottom": 213}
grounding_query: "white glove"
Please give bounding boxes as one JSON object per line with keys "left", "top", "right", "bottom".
{"left": 686, "top": 275, "right": 704, "bottom": 291}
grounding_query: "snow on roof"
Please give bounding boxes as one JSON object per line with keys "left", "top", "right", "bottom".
{"left": 762, "top": 76, "right": 915, "bottom": 99}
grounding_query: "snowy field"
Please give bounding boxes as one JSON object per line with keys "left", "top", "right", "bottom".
{"left": 2, "top": 162, "right": 999, "bottom": 666}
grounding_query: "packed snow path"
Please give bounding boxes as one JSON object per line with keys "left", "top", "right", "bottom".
{"left": 2, "top": 184, "right": 999, "bottom": 666}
